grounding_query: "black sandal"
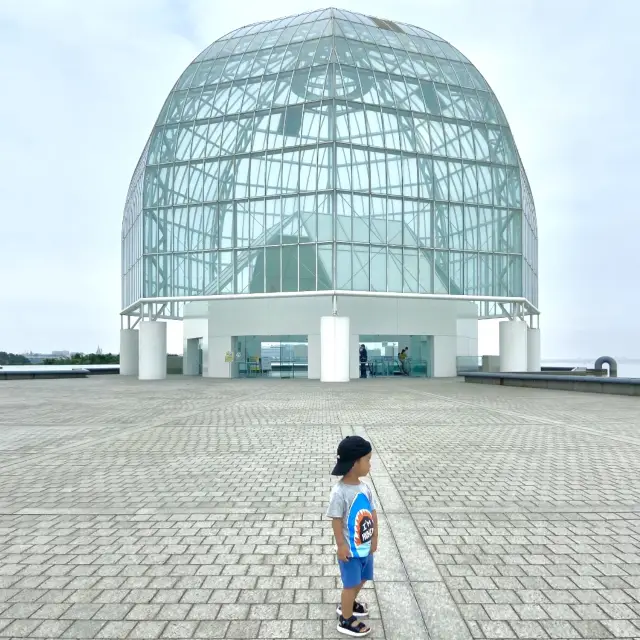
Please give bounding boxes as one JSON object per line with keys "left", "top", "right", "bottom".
{"left": 337, "top": 614, "right": 371, "bottom": 637}
{"left": 336, "top": 601, "right": 369, "bottom": 618}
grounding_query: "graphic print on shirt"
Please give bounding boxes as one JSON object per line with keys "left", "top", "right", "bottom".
{"left": 346, "top": 491, "right": 374, "bottom": 557}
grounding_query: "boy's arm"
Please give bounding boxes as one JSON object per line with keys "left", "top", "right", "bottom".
{"left": 371, "top": 510, "right": 378, "bottom": 553}
{"left": 332, "top": 518, "right": 350, "bottom": 561}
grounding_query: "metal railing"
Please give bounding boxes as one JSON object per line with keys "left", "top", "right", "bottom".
{"left": 365, "top": 358, "right": 431, "bottom": 378}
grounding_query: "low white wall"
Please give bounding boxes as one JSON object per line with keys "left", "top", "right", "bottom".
{"left": 456, "top": 317, "right": 479, "bottom": 357}
{"left": 433, "top": 336, "right": 458, "bottom": 377}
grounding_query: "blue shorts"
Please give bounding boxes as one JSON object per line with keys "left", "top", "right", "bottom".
{"left": 339, "top": 554, "right": 374, "bottom": 589}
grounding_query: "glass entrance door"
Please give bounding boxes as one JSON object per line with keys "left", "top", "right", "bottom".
{"left": 359, "top": 335, "right": 432, "bottom": 377}
{"left": 233, "top": 335, "right": 308, "bottom": 378}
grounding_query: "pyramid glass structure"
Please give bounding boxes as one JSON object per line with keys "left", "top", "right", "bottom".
{"left": 122, "top": 8, "right": 538, "bottom": 319}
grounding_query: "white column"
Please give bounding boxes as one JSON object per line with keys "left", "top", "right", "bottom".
{"left": 349, "top": 333, "right": 359, "bottom": 380}
{"left": 183, "top": 338, "right": 200, "bottom": 376}
{"left": 139, "top": 321, "right": 167, "bottom": 380}
{"left": 119, "top": 329, "right": 139, "bottom": 376}
{"left": 499, "top": 320, "right": 528, "bottom": 372}
{"left": 527, "top": 327, "right": 541, "bottom": 372}
{"left": 320, "top": 316, "right": 350, "bottom": 382}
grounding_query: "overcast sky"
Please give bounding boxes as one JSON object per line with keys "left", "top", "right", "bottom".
{"left": 0, "top": 0, "right": 638, "bottom": 358}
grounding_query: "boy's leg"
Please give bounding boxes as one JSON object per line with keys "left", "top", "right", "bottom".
{"left": 341, "top": 586, "right": 358, "bottom": 618}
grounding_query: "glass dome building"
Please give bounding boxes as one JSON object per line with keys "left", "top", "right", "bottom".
{"left": 120, "top": 8, "right": 539, "bottom": 381}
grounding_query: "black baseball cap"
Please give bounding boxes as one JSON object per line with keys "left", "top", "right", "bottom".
{"left": 331, "top": 435, "right": 372, "bottom": 476}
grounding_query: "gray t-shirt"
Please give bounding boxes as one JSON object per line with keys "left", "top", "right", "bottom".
{"left": 326, "top": 481, "right": 377, "bottom": 558}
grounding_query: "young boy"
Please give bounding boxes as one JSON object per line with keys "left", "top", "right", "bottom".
{"left": 326, "top": 435, "right": 378, "bottom": 637}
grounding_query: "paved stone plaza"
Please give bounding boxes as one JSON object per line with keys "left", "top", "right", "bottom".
{"left": 1, "top": 376, "right": 640, "bottom": 640}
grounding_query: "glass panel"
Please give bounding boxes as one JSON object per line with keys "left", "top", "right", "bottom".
{"left": 370, "top": 151, "right": 387, "bottom": 194}
{"left": 265, "top": 246, "right": 281, "bottom": 292}
{"left": 282, "top": 244, "right": 298, "bottom": 292}
{"left": 317, "top": 192, "right": 332, "bottom": 242}
{"left": 370, "top": 196, "right": 386, "bottom": 243}
{"left": 388, "top": 248, "right": 403, "bottom": 292}
{"left": 495, "top": 254, "right": 508, "bottom": 296}
{"left": 403, "top": 201, "right": 419, "bottom": 248}
{"left": 265, "top": 199, "right": 281, "bottom": 245}
{"left": 449, "top": 161, "right": 463, "bottom": 202}
{"left": 417, "top": 156, "right": 433, "bottom": 199}
{"left": 479, "top": 206, "right": 493, "bottom": 251}
{"left": 336, "top": 193, "right": 352, "bottom": 242}
{"left": 387, "top": 198, "right": 403, "bottom": 245}
{"left": 449, "top": 251, "right": 463, "bottom": 293}
{"left": 219, "top": 204, "right": 233, "bottom": 249}
{"left": 464, "top": 205, "right": 477, "bottom": 251}
{"left": 449, "top": 204, "right": 463, "bottom": 250}
{"left": 144, "top": 210, "right": 158, "bottom": 253}
{"left": 464, "top": 253, "right": 477, "bottom": 294}
{"left": 337, "top": 243, "right": 352, "bottom": 289}
{"left": 434, "top": 160, "right": 448, "bottom": 200}
{"left": 434, "top": 203, "right": 448, "bottom": 248}
{"left": 189, "top": 206, "right": 204, "bottom": 251}
{"left": 508, "top": 210, "right": 522, "bottom": 253}
{"left": 353, "top": 194, "right": 370, "bottom": 243}
{"left": 494, "top": 208, "right": 509, "bottom": 252}
{"left": 317, "top": 243, "right": 333, "bottom": 290}
{"left": 353, "top": 245, "right": 369, "bottom": 291}
{"left": 387, "top": 152, "right": 403, "bottom": 196}
{"left": 218, "top": 250, "right": 233, "bottom": 294}
{"left": 299, "top": 244, "right": 316, "bottom": 291}
{"left": 479, "top": 253, "right": 493, "bottom": 295}
{"left": 370, "top": 245, "right": 386, "bottom": 291}
{"left": 402, "top": 155, "right": 418, "bottom": 197}
{"left": 403, "top": 248, "right": 418, "bottom": 293}
{"left": 418, "top": 250, "right": 433, "bottom": 293}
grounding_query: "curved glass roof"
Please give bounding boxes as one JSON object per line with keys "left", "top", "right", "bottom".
{"left": 122, "top": 8, "right": 538, "bottom": 319}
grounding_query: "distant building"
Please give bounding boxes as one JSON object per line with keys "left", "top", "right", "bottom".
{"left": 120, "top": 8, "right": 540, "bottom": 381}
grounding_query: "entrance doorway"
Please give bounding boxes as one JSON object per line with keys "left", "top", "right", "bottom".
{"left": 185, "top": 337, "right": 204, "bottom": 376}
{"left": 359, "top": 335, "right": 432, "bottom": 377}
{"left": 233, "top": 335, "right": 308, "bottom": 378}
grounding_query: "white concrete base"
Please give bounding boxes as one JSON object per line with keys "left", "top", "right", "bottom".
{"left": 527, "top": 327, "right": 541, "bottom": 372}
{"left": 191, "top": 295, "right": 479, "bottom": 379}
{"left": 499, "top": 320, "right": 528, "bottom": 372}
{"left": 119, "top": 329, "right": 139, "bottom": 376}
{"left": 139, "top": 321, "right": 167, "bottom": 380}
{"left": 320, "top": 316, "right": 350, "bottom": 382}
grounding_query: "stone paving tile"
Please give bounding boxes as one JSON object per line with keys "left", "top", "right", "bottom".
{"left": 1, "top": 377, "right": 640, "bottom": 639}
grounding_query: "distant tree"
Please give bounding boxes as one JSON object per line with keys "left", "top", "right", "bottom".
{"left": 43, "top": 353, "right": 120, "bottom": 365}
{"left": 0, "top": 352, "right": 31, "bottom": 365}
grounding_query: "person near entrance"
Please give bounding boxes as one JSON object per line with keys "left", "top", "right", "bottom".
{"left": 359, "top": 344, "right": 368, "bottom": 379}
{"left": 398, "top": 347, "right": 409, "bottom": 375}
